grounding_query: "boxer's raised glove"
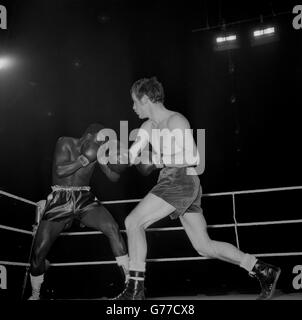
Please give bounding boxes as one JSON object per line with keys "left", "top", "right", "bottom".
{"left": 79, "top": 141, "right": 100, "bottom": 167}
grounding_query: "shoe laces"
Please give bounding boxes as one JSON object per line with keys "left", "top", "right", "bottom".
{"left": 111, "top": 285, "right": 129, "bottom": 300}
{"left": 30, "top": 289, "right": 40, "bottom": 300}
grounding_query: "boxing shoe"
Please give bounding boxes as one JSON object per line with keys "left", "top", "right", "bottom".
{"left": 111, "top": 271, "right": 145, "bottom": 300}
{"left": 28, "top": 288, "right": 41, "bottom": 300}
{"left": 118, "top": 265, "right": 129, "bottom": 284}
{"left": 251, "top": 260, "right": 281, "bottom": 300}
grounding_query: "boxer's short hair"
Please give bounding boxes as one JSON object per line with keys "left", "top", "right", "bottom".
{"left": 83, "top": 123, "right": 104, "bottom": 136}
{"left": 131, "top": 77, "right": 164, "bottom": 103}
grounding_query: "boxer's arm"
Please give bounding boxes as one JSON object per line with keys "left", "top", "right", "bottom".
{"left": 55, "top": 138, "right": 88, "bottom": 178}
{"left": 99, "top": 163, "right": 120, "bottom": 182}
{"left": 167, "top": 114, "right": 200, "bottom": 166}
{"left": 136, "top": 162, "right": 157, "bottom": 176}
{"left": 135, "top": 145, "right": 163, "bottom": 176}
{"left": 129, "top": 120, "right": 152, "bottom": 165}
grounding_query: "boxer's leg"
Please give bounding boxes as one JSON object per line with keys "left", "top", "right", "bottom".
{"left": 80, "top": 205, "right": 129, "bottom": 281}
{"left": 180, "top": 211, "right": 281, "bottom": 299}
{"left": 29, "top": 220, "right": 66, "bottom": 299}
{"left": 125, "top": 193, "right": 175, "bottom": 270}
{"left": 113, "top": 193, "right": 176, "bottom": 300}
{"left": 180, "top": 211, "right": 249, "bottom": 265}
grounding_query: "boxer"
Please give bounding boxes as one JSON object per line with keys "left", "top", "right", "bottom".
{"left": 113, "top": 77, "right": 281, "bottom": 300}
{"left": 28, "top": 123, "right": 129, "bottom": 300}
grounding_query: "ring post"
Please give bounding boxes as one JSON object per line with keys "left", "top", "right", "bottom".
{"left": 20, "top": 200, "right": 44, "bottom": 300}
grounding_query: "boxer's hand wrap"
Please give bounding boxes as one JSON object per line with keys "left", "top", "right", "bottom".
{"left": 78, "top": 155, "right": 90, "bottom": 167}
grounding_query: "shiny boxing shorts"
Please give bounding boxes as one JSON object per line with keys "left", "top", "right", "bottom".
{"left": 41, "top": 185, "right": 104, "bottom": 225}
{"left": 150, "top": 166, "right": 203, "bottom": 219}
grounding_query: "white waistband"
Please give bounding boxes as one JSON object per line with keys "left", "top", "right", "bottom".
{"left": 51, "top": 185, "right": 90, "bottom": 192}
{"left": 161, "top": 166, "right": 197, "bottom": 175}
{"left": 186, "top": 167, "right": 197, "bottom": 175}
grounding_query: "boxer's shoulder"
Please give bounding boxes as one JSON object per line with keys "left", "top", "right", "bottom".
{"left": 55, "top": 137, "right": 76, "bottom": 151}
{"left": 57, "top": 136, "right": 67, "bottom": 142}
{"left": 141, "top": 119, "right": 154, "bottom": 130}
{"left": 167, "top": 112, "right": 190, "bottom": 130}
{"left": 138, "top": 120, "right": 155, "bottom": 137}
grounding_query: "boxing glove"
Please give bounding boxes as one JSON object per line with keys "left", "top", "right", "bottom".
{"left": 97, "top": 139, "right": 129, "bottom": 173}
{"left": 80, "top": 140, "right": 100, "bottom": 165}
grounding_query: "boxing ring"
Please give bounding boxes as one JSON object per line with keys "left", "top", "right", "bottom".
{"left": 1, "top": 186, "right": 302, "bottom": 300}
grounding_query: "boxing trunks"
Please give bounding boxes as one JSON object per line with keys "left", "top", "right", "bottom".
{"left": 150, "top": 167, "right": 203, "bottom": 219}
{"left": 41, "top": 185, "right": 105, "bottom": 223}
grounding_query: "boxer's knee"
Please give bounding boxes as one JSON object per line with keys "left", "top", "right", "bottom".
{"left": 125, "top": 213, "right": 144, "bottom": 231}
{"left": 125, "top": 215, "right": 146, "bottom": 233}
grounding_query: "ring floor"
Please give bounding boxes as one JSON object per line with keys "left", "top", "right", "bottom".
{"left": 56, "top": 290, "right": 302, "bottom": 300}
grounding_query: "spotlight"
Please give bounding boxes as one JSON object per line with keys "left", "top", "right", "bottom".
{"left": 251, "top": 25, "right": 278, "bottom": 46}
{"left": 0, "top": 55, "right": 19, "bottom": 71}
{"left": 214, "top": 33, "right": 239, "bottom": 51}
{"left": 216, "top": 35, "right": 237, "bottom": 43}
{"left": 253, "top": 27, "right": 275, "bottom": 37}
{"left": 0, "top": 56, "right": 15, "bottom": 70}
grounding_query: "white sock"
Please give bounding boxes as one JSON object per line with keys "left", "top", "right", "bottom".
{"left": 129, "top": 260, "right": 146, "bottom": 273}
{"left": 240, "top": 254, "right": 257, "bottom": 273}
{"left": 116, "top": 255, "right": 129, "bottom": 281}
{"left": 116, "top": 254, "right": 129, "bottom": 270}
{"left": 30, "top": 274, "right": 44, "bottom": 293}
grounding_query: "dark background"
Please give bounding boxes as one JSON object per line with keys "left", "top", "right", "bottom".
{"left": 0, "top": 0, "right": 301, "bottom": 300}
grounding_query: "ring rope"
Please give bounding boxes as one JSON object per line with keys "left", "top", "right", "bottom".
{"left": 0, "top": 190, "right": 38, "bottom": 206}
{"left": 0, "top": 261, "right": 29, "bottom": 267}
{"left": 1, "top": 185, "right": 302, "bottom": 207}
{"left": 1, "top": 218, "right": 302, "bottom": 236}
{"left": 0, "top": 224, "right": 33, "bottom": 235}
{"left": 57, "top": 218, "right": 302, "bottom": 235}
{"left": 102, "top": 199, "right": 142, "bottom": 205}
{"left": 102, "top": 185, "right": 302, "bottom": 204}
{"left": 1, "top": 186, "right": 302, "bottom": 270}
{"left": 201, "top": 185, "right": 302, "bottom": 197}
{"left": 1, "top": 252, "right": 302, "bottom": 268}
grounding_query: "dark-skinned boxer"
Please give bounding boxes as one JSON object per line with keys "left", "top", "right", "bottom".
{"left": 28, "top": 124, "right": 129, "bottom": 300}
